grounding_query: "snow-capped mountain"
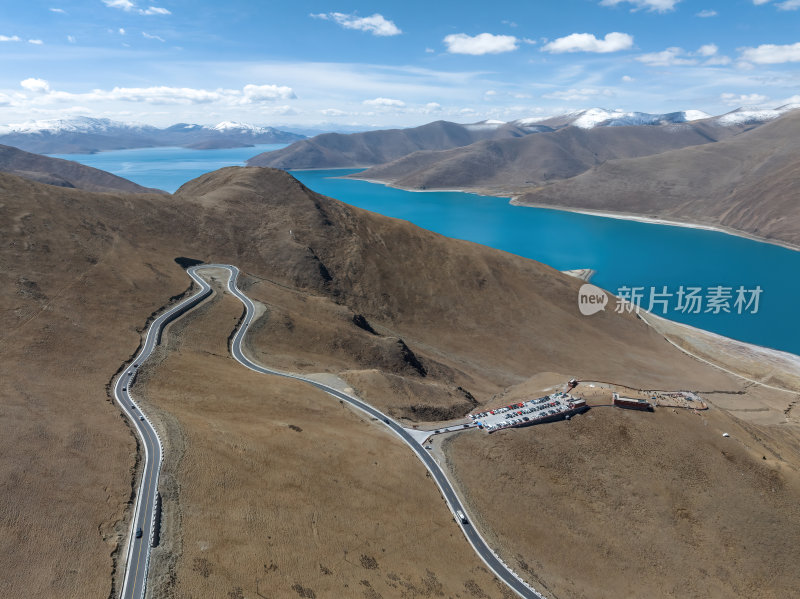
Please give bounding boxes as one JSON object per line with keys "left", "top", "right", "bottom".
{"left": 0, "top": 117, "right": 304, "bottom": 154}
{"left": 0, "top": 116, "right": 156, "bottom": 136}
{"left": 716, "top": 103, "right": 800, "bottom": 126}
{"left": 510, "top": 108, "right": 712, "bottom": 131}
{"left": 463, "top": 119, "right": 507, "bottom": 131}
{"left": 506, "top": 105, "right": 800, "bottom": 132}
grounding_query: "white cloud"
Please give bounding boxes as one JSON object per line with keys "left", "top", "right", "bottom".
{"left": 424, "top": 102, "right": 442, "bottom": 112}
{"left": 721, "top": 92, "right": 769, "bottom": 105}
{"left": 636, "top": 47, "right": 698, "bottom": 66}
{"left": 102, "top": 0, "right": 171, "bottom": 15}
{"left": 21, "top": 78, "right": 51, "bottom": 93}
{"left": 67, "top": 35, "right": 76, "bottom": 43}
{"left": 599, "top": 0, "right": 680, "bottom": 12}
{"left": 0, "top": 35, "right": 22, "bottom": 42}
{"left": 542, "top": 32, "right": 633, "bottom": 54}
{"left": 142, "top": 32, "right": 164, "bottom": 42}
{"left": 363, "top": 97, "right": 405, "bottom": 107}
{"left": 321, "top": 108, "right": 348, "bottom": 116}
{"left": 50, "top": 7, "right": 66, "bottom": 13}
{"left": 28, "top": 39, "right": 44, "bottom": 45}
{"left": 141, "top": 6, "right": 171, "bottom": 15}
{"left": 543, "top": 88, "right": 615, "bottom": 101}
{"left": 484, "top": 90, "right": 498, "bottom": 96}
{"left": 310, "top": 12, "right": 401, "bottom": 36}
{"left": 697, "top": 43, "right": 718, "bottom": 57}
{"left": 753, "top": 0, "right": 800, "bottom": 5}
{"left": 103, "top": 0, "right": 135, "bottom": 9}
{"left": 270, "top": 105, "right": 298, "bottom": 116}
{"left": 443, "top": 32, "right": 518, "bottom": 55}
{"left": 696, "top": 9, "right": 718, "bottom": 16}
{"left": 739, "top": 42, "right": 800, "bottom": 64}
{"left": 13, "top": 83, "right": 296, "bottom": 106}
{"left": 241, "top": 84, "right": 296, "bottom": 102}
{"left": 621, "top": 75, "right": 634, "bottom": 82}
{"left": 424, "top": 47, "right": 435, "bottom": 53}
{"left": 704, "top": 55, "right": 732, "bottom": 65}
{"left": 119, "top": 28, "right": 126, "bottom": 35}
{"left": 683, "top": 43, "right": 731, "bottom": 65}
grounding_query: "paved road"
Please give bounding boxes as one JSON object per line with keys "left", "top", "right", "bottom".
{"left": 115, "top": 271, "right": 213, "bottom": 599}
{"left": 215, "top": 264, "right": 545, "bottom": 599}
{"left": 116, "top": 264, "right": 544, "bottom": 599}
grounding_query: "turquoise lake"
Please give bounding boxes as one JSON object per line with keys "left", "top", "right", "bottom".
{"left": 52, "top": 146, "right": 800, "bottom": 357}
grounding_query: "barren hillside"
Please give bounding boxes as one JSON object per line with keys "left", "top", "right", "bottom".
{"left": 1, "top": 166, "right": 796, "bottom": 598}
{"left": 517, "top": 110, "right": 800, "bottom": 246}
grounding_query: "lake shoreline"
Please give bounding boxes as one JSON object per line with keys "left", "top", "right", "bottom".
{"left": 343, "top": 173, "right": 800, "bottom": 254}
{"left": 509, "top": 199, "right": 800, "bottom": 254}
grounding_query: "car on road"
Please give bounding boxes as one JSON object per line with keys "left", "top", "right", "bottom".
{"left": 139, "top": 416, "right": 144, "bottom": 421}
{"left": 135, "top": 528, "right": 143, "bottom": 538}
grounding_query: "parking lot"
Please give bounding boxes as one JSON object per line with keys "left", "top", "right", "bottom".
{"left": 469, "top": 392, "right": 587, "bottom": 433}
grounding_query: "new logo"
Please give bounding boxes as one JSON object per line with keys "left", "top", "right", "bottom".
{"left": 578, "top": 284, "right": 608, "bottom": 316}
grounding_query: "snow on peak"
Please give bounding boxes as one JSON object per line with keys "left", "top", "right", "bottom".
{"left": 682, "top": 110, "right": 712, "bottom": 122}
{"left": 464, "top": 119, "right": 506, "bottom": 130}
{"left": 715, "top": 103, "right": 799, "bottom": 126}
{"left": 572, "top": 108, "right": 627, "bottom": 129}
{"left": 512, "top": 108, "right": 712, "bottom": 130}
{"left": 209, "top": 121, "right": 271, "bottom": 133}
{"left": 0, "top": 116, "right": 148, "bottom": 135}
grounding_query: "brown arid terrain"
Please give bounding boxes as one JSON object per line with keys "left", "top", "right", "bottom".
{"left": 348, "top": 119, "right": 748, "bottom": 193}
{"left": 246, "top": 120, "right": 529, "bottom": 170}
{"left": 443, "top": 402, "right": 800, "bottom": 599}
{"left": 515, "top": 109, "right": 800, "bottom": 248}
{"left": 138, "top": 272, "right": 512, "bottom": 598}
{"left": 1, "top": 164, "right": 798, "bottom": 598}
{"left": 0, "top": 143, "right": 160, "bottom": 193}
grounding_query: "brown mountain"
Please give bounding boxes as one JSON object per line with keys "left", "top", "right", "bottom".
{"left": 352, "top": 119, "right": 755, "bottom": 192}
{"left": 0, "top": 144, "right": 160, "bottom": 193}
{"left": 246, "top": 120, "right": 532, "bottom": 169}
{"left": 2, "top": 166, "right": 796, "bottom": 597}
{"left": 517, "top": 109, "right": 800, "bottom": 246}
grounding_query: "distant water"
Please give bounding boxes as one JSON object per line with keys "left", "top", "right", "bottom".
{"left": 52, "top": 147, "right": 800, "bottom": 356}
{"left": 50, "top": 144, "right": 287, "bottom": 193}
{"left": 292, "top": 169, "right": 800, "bottom": 357}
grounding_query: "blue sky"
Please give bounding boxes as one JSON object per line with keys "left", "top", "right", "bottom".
{"left": 1, "top": 0, "right": 799, "bottom": 127}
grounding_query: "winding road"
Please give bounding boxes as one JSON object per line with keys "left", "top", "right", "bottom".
{"left": 117, "top": 264, "right": 544, "bottom": 599}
